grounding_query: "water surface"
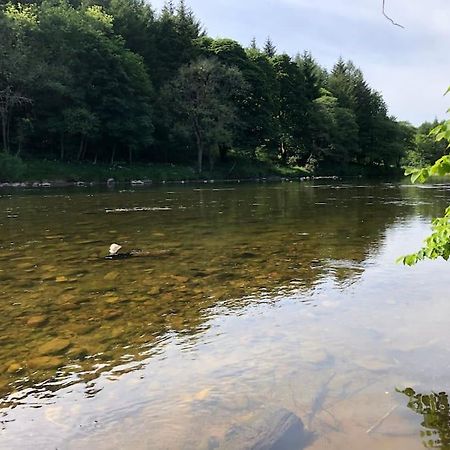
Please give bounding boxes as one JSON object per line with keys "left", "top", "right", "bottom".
{"left": 1, "top": 181, "right": 450, "bottom": 449}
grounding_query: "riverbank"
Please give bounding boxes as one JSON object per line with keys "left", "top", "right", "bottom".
{"left": 0, "top": 157, "right": 403, "bottom": 187}
{"left": 0, "top": 158, "right": 310, "bottom": 185}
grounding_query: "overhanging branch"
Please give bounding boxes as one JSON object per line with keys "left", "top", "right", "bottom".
{"left": 382, "top": 0, "right": 404, "bottom": 28}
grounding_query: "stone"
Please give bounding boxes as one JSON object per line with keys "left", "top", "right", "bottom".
{"left": 355, "top": 356, "right": 395, "bottom": 372}
{"left": 298, "top": 346, "right": 329, "bottom": 365}
{"left": 38, "top": 338, "right": 71, "bottom": 355}
{"left": 55, "top": 276, "right": 67, "bottom": 282}
{"left": 6, "top": 362, "right": 23, "bottom": 374}
{"left": 147, "top": 287, "right": 161, "bottom": 295}
{"left": 220, "top": 408, "right": 312, "bottom": 450}
{"left": 67, "top": 347, "right": 89, "bottom": 359}
{"left": 62, "top": 303, "right": 81, "bottom": 311}
{"left": 27, "top": 315, "right": 48, "bottom": 327}
{"left": 171, "top": 275, "right": 189, "bottom": 283}
{"left": 28, "top": 356, "right": 63, "bottom": 370}
{"left": 104, "top": 271, "right": 120, "bottom": 281}
{"left": 104, "top": 310, "right": 123, "bottom": 320}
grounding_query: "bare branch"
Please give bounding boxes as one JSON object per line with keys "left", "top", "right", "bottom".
{"left": 382, "top": 0, "right": 404, "bottom": 28}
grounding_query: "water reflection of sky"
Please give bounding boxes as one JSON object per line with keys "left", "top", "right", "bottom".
{"left": 1, "top": 182, "right": 450, "bottom": 449}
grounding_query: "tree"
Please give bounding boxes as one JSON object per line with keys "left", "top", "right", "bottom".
{"left": 0, "top": 4, "right": 38, "bottom": 153}
{"left": 271, "top": 54, "right": 308, "bottom": 163}
{"left": 162, "top": 58, "right": 246, "bottom": 173}
{"left": 263, "top": 37, "right": 276, "bottom": 58}
{"left": 404, "top": 121, "right": 447, "bottom": 167}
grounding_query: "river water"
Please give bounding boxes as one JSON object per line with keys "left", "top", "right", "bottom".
{"left": 1, "top": 180, "right": 450, "bottom": 449}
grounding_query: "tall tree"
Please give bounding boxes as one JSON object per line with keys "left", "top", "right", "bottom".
{"left": 263, "top": 37, "right": 276, "bottom": 58}
{"left": 162, "top": 58, "right": 246, "bottom": 173}
{"left": 0, "top": 4, "right": 39, "bottom": 153}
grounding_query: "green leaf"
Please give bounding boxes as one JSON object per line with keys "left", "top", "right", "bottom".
{"left": 404, "top": 167, "right": 417, "bottom": 176}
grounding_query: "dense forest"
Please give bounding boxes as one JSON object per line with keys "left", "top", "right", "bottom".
{"left": 0, "top": 0, "right": 442, "bottom": 177}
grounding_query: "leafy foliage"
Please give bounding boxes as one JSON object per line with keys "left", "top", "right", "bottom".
{"left": 0, "top": 152, "right": 26, "bottom": 180}
{"left": 0, "top": 0, "right": 411, "bottom": 174}
{"left": 162, "top": 58, "right": 247, "bottom": 173}
{"left": 400, "top": 90, "right": 450, "bottom": 265}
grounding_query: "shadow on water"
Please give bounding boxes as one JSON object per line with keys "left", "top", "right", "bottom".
{"left": 400, "top": 388, "right": 450, "bottom": 450}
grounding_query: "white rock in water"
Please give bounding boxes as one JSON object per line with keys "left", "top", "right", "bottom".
{"left": 109, "top": 243, "right": 122, "bottom": 255}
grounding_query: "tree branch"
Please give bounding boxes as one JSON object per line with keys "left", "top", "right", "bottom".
{"left": 382, "top": 0, "right": 404, "bottom": 28}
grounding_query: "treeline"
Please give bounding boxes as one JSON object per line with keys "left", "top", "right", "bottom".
{"left": 402, "top": 121, "right": 449, "bottom": 168}
{"left": 0, "top": 0, "right": 426, "bottom": 174}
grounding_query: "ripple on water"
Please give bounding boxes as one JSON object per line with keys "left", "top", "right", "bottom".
{"left": 0, "top": 182, "right": 449, "bottom": 449}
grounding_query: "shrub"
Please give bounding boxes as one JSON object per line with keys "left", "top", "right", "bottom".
{"left": 0, "top": 152, "right": 27, "bottom": 181}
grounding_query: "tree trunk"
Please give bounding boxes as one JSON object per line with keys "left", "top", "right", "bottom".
{"left": 60, "top": 133, "right": 65, "bottom": 161}
{"left": 1, "top": 114, "right": 7, "bottom": 153}
{"left": 219, "top": 144, "right": 228, "bottom": 162}
{"left": 77, "top": 136, "right": 85, "bottom": 160}
{"left": 110, "top": 144, "right": 116, "bottom": 165}
{"left": 82, "top": 139, "right": 88, "bottom": 160}
{"left": 193, "top": 119, "right": 203, "bottom": 174}
{"left": 0, "top": 107, "right": 7, "bottom": 152}
{"left": 128, "top": 147, "right": 132, "bottom": 164}
{"left": 196, "top": 139, "right": 203, "bottom": 174}
{"left": 209, "top": 144, "right": 217, "bottom": 173}
{"left": 5, "top": 114, "right": 11, "bottom": 154}
{"left": 280, "top": 141, "right": 287, "bottom": 164}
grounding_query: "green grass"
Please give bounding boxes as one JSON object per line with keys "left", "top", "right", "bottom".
{"left": 12, "top": 158, "right": 309, "bottom": 184}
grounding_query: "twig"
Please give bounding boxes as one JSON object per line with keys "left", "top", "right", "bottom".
{"left": 366, "top": 405, "right": 398, "bottom": 434}
{"left": 382, "top": 0, "right": 405, "bottom": 28}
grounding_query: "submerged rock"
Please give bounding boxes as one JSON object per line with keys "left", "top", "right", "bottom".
{"left": 298, "top": 346, "right": 329, "bottom": 365}
{"left": 355, "top": 356, "right": 395, "bottom": 372}
{"left": 218, "top": 408, "right": 312, "bottom": 450}
{"left": 38, "top": 338, "right": 71, "bottom": 355}
{"left": 103, "top": 309, "right": 123, "bottom": 320}
{"left": 6, "top": 362, "right": 23, "bottom": 374}
{"left": 28, "top": 356, "right": 64, "bottom": 370}
{"left": 27, "top": 315, "right": 48, "bottom": 327}
{"left": 104, "top": 271, "right": 120, "bottom": 281}
{"left": 147, "top": 286, "right": 162, "bottom": 295}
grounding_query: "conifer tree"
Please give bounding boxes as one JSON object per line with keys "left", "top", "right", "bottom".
{"left": 263, "top": 37, "right": 276, "bottom": 58}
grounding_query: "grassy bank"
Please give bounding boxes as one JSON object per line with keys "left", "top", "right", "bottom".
{"left": 1, "top": 157, "right": 310, "bottom": 184}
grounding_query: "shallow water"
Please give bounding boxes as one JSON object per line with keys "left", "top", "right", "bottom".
{"left": 1, "top": 181, "right": 450, "bottom": 449}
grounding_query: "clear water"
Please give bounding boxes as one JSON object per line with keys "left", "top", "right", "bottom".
{"left": 1, "top": 181, "right": 450, "bottom": 449}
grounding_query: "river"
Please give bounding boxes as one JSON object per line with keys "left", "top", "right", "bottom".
{"left": 1, "top": 180, "right": 450, "bottom": 449}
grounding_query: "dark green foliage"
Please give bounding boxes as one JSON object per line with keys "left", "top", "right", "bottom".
{"left": 161, "top": 58, "right": 247, "bottom": 173}
{"left": 0, "top": 0, "right": 410, "bottom": 175}
{"left": 263, "top": 37, "right": 276, "bottom": 58}
{"left": 0, "top": 152, "right": 26, "bottom": 180}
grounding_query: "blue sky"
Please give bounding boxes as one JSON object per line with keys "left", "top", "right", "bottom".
{"left": 150, "top": 0, "right": 450, "bottom": 125}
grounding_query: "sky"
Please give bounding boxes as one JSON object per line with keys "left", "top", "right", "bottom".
{"left": 150, "top": 0, "right": 450, "bottom": 125}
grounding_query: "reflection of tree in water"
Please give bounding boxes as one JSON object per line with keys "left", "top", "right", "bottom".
{"left": 401, "top": 388, "right": 450, "bottom": 449}
{"left": 1, "top": 183, "right": 449, "bottom": 410}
